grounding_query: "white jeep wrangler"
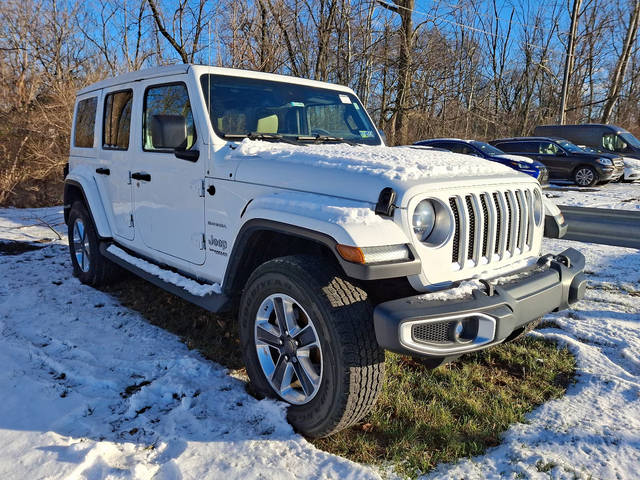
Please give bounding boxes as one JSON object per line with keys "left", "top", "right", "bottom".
{"left": 64, "top": 65, "right": 586, "bottom": 438}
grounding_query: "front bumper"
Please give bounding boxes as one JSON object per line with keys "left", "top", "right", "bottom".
{"left": 374, "top": 248, "right": 586, "bottom": 358}
{"left": 599, "top": 165, "right": 624, "bottom": 181}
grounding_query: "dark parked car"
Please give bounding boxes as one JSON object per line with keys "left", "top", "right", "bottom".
{"left": 490, "top": 136, "right": 624, "bottom": 187}
{"left": 533, "top": 124, "right": 640, "bottom": 160}
{"left": 414, "top": 138, "right": 548, "bottom": 183}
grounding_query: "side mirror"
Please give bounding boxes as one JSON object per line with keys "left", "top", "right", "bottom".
{"left": 174, "top": 146, "right": 199, "bottom": 162}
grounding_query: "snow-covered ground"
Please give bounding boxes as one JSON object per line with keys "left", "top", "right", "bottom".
{"left": 545, "top": 181, "right": 640, "bottom": 210}
{"left": 1, "top": 207, "right": 639, "bottom": 480}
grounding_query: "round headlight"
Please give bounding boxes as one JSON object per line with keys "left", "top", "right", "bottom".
{"left": 412, "top": 200, "right": 436, "bottom": 241}
{"left": 533, "top": 189, "right": 543, "bottom": 225}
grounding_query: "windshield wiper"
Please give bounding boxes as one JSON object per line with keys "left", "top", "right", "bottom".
{"left": 296, "top": 135, "right": 358, "bottom": 146}
{"left": 221, "top": 132, "right": 304, "bottom": 146}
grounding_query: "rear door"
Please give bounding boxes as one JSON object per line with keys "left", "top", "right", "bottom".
{"left": 96, "top": 88, "right": 135, "bottom": 241}
{"left": 132, "top": 79, "right": 205, "bottom": 265}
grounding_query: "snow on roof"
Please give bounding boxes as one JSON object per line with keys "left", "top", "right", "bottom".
{"left": 229, "top": 139, "right": 514, "bottom": 182}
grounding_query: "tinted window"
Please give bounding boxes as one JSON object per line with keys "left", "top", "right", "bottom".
{"left": 103, "top": 90, "right": 133, "bottom": 150}
{"left": 496, "top": 142, "right": 537, "bottom": 153}
{"left": 73, "top": 97, "right": 97, "bottom": 148}
{"left": 143, "top": 83, "right": 196, "bottom": 151}
{"left": 200, "top": 74, "right": 380, "bottom": 145}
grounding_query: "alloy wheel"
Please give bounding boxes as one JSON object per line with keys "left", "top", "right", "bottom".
{"left": 254, "top": 293, "right": 323, "bottom": 404}
{"left": 72, "top": 218, "right": 91, "bottom": 273}
{"left": 575, "top": 168, "right": 595, "bottom": 186}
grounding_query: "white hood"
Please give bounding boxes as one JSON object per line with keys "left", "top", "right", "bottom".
{"left": 225, "top": 140, "right": 524, "bottom": 205}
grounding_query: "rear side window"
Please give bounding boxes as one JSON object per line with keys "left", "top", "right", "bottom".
{"left": 73, "top": 97, "right": 97, "bottom": 148}
{"left": 103, "top": 90, "right": 133, "bottom": 150}
{"left": 143, "top": 83, "right": 196, "bottom": 152}
{"left": 496, "top": 142, "right": 528, "bottom": 153}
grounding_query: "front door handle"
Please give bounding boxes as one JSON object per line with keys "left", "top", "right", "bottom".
{"left": 131, "top": 172, "right": 151, "bottom": 182}
{"left": 96, "top": 168, "right": 110, "bottom": 175}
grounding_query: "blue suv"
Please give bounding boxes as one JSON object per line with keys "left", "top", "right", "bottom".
{"left": 414, "top": 138, "right": 548, "bottom": 184}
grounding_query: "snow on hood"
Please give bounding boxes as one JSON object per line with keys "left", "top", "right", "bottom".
{"left": 228, "top": 139, "right": 514, "bottom": 182}
{"left": 251, "top": 191, "right": 385, "bottom": 226}
{"left": 495, "top": 154, "right": 534, "bottom": 164}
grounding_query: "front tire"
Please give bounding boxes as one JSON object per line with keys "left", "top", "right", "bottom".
{"left": 239, "top": 255, "right": 385, "bottom": 438}
{"left": 68, "top": 201, "right": 120, "bottom": 286}
{"left": 573, "top": 166, "right": 598, "bottom": 187}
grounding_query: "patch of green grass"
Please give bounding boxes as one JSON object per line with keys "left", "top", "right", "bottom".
{"left": 314, "top": 337, "right": 575, "bottom": 479}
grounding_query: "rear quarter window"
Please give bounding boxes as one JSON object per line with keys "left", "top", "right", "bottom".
{"left": 73, "top": 97, "right": 98, "bottom": 148}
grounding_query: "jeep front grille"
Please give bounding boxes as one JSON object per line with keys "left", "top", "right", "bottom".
{"left": 450, "top": 189, "right": 536, "bottom": 268}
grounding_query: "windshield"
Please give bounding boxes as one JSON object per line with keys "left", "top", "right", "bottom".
{"left": 470, "top": 141, "right": 504, "bottom": 155}
{"left": 619, "top": 132, "right": 640, "bottom": 149}
{"left": 200, "top": 74, "right": 381, "bottom": 146}
{"left": 555, "top": 139, "right": 584, "bottom": 153}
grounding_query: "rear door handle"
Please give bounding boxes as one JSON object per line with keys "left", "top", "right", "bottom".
{"left": 96, "top": 168, "right": 110, "bottom": 175}
{"left": 131, "top": 172, "right": 151, "bottom": 182}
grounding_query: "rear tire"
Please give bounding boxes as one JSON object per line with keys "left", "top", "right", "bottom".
{"left": 239, "top": 255, "right": 385, "bottom": 438}
{"left": 68, "top": 201, "right": 120, "bottom": 286}
{"left": 573, "top": 166, "right": 598, "bottom": 187}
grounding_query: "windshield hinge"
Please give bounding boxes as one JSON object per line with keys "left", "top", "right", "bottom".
{"left": 200, "top": 179, "right": 206, "bottom": 197}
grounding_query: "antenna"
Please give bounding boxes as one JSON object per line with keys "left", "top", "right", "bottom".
{"left": 208, "top": 19, "right": 211, "bottom": 169}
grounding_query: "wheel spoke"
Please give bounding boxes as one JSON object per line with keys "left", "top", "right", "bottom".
{"left": 256, "top": 324, "right": 281, "bottom": 348}
{"left": 273, "top": 297, "right": 295, "bottom": 335}
{"left": 292, "top": 358, "right": 316, "bottom": 397}
{"left": 294, "top": 326, "right": 317, "bottom": 349}
{"left": 271, "top": 354, "right": 288, "bottom": 391}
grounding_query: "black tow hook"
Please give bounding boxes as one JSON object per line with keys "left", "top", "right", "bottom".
{"left": 479, "top": 279, "right": 496, "bottom": 296}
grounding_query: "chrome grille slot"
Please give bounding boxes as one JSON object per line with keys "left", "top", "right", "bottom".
{"left": 493, "top": 192, "right": 502, "bottom": 255}
{"left": 447, "top": 188, "right": 537, "bottom": 270}
{"left": 465, "top": 195, "right": 476, "bottom": 261}
{"left": 450, "top": 197, "right": 461, "bottom": 264}
{"left": 480, "top": 194, "right": 489, "bottom": 258}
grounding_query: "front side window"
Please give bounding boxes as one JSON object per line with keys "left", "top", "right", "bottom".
{"left": 538, "top": 142, "right": 561, "bottom": 155}
{"left": 603, "top": 132, "right": 639, "bottom": 152}
{"left": 200, "top": 74, "right": 381, "bottom": 146}
{"left": 103, "top": 90, "right": 133, "bottom": 150}
{"left": 143, "top": 83, "right": 196, "bottom": 152}
{"left": 74, "top": 97, "right": 97, "bottom": 148}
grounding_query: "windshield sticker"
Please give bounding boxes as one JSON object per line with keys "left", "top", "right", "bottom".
{"left": 359, "top": 130, "right": 374, "bottom": 138}
{"left": 339, "top": 94, "right": 352, "bottom": 104}
{"left": 290, "top": 101, "right": 305, "bottom": 107}
{"left": 353, "top": 104, "right": 360, "bottom": 110}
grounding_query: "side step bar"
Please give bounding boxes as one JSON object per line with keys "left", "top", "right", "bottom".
{"left": 100, "top": 243, "right": 230, "bottom": 313}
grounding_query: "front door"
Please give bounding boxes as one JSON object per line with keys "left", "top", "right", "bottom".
{"left": 133, "top": 79, "right": 205, "bottom": 265}
{"left": 535, "top": 141, "right": 568, "bottom": 178}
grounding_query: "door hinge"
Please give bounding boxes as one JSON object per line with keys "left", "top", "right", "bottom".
{"left": 200, "top": 179, "right": 205, "bottom": 197}
{"left": 129, "top": 214, "right": 134, "bottom": 227}
{"left": 200, "top": 233, "right": 206, "bottom": 250}
{"left": 127, "top": 171, "right": 132, "bottom": 185}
